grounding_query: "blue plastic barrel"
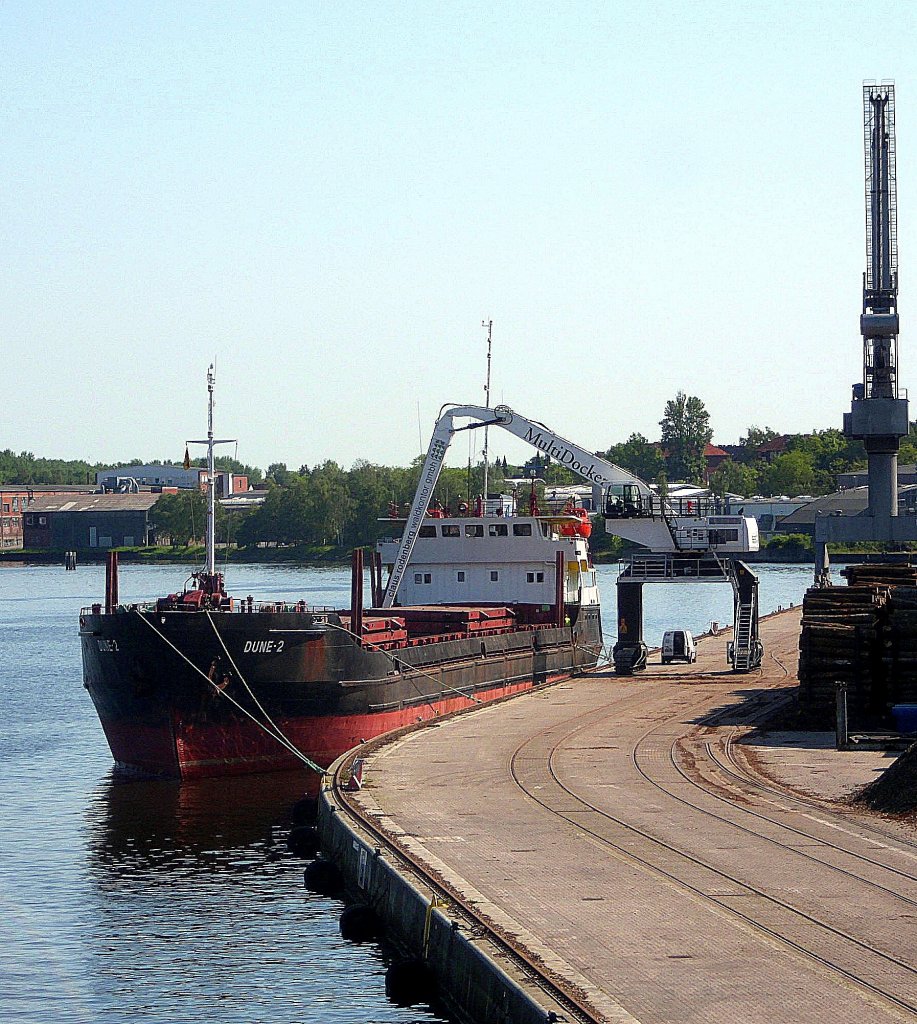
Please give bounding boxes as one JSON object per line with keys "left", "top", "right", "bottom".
{"left": 891, "top": 704, "right": 917, "bottom": 733}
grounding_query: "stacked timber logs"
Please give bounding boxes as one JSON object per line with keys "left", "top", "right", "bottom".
{"left": 846, "top": 564, "right": 917, "bottom": 707}
{"left": 798, "top": 585, "right": 889, "bottom": 726}
{"left": 844, "top": 563, "right": 917, "bottom": 588}
{"left": 880, "top": 586, "right": 917, "bottom": 706}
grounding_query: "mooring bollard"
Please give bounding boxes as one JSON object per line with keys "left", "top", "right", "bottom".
{"left": 835, "top": 680, "right": 848, "bottom": 750}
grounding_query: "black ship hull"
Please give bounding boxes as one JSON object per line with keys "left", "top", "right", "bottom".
{"left": 80, "top": 604, "right": 602, "bottom": 778}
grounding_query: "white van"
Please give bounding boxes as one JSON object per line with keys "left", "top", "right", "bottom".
{"left": 662, "top": 630, "right": 696, "bottom": 664}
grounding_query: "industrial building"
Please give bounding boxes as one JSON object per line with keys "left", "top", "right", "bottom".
{"left": 95, "top": 463, "right": 249, "bottom": 496}
{"left": 23, "top": 494, "right": 160, "bottom": 551}
{"left": 0, "top": 485, "right": 97, "bottom": 550}
{"left": 836, "top": 463, "right": 917, "bottom": 489}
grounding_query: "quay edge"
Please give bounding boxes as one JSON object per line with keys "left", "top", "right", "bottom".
{"left": 318, "top": 756, "right": 592, "bottom": 1024}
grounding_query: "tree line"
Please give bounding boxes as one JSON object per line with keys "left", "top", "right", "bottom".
{"left": 11, "top": 389, "right": 913, "bottom": 550}
{"left": 0, "top": 450, "right": 262, "bottom": 486}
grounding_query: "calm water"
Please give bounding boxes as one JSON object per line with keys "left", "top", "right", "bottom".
{"left": 0, "top": 560, "right": 815, "bottom": 1024}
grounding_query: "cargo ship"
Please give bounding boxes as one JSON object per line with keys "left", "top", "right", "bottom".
{"left": 79, "top": 372, "right": 602, "bottom": 779}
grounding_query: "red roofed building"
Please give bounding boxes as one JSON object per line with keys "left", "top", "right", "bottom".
{"left": 704, "top": 443, "right": 730, "bottom": 480}
{"left": 757, "top": 436, "right": 791, "bottom": 462}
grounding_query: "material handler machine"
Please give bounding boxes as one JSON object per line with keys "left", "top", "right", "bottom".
{"left": 385, "top": 404, "right": 762, "bottom": 673}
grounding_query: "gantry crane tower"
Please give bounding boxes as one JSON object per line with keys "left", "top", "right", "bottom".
{"left": 816, "top": 81, "right": 917, "bottom": 576}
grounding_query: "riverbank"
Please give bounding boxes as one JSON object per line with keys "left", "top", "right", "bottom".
{"left": 0, "top": 544, "right": 350, "bottom": 566}
{"left": 0, "top": 545, "right": 903, "bottom": 568}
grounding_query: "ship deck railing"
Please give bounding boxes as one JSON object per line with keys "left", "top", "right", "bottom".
{"left": 80, "top": 601, "right": 340, "bottom": 616}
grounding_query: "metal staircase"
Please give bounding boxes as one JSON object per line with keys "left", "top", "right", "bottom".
{"left": 729, "top": 560, "right": 763, "bottom": 672}
{"left": 733, "top": 599, "right": 755, "bottom": 671}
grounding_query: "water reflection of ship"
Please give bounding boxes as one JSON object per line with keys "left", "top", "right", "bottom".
{"left": 87, "top": 769, "right": 318, "bottom": 873}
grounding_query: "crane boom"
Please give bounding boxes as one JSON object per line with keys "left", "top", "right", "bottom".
{"left": 382, "top": 404, "right": 758, "bottom": 607}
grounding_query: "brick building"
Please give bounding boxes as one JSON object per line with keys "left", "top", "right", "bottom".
{"left": 0, "top": 485, "right": 96, "bottom": 550}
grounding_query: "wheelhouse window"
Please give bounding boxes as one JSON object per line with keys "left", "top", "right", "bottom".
{"left": 418, "top": 525, "right": 437, "bottom": 538}
{"left": 488, "top": 523, "right": 508, "bottom": 537}
{"left": 512, "top": 523, "right": 532, "bottom": 537}
{"left": 465, "top": 524, "right": 484, "bottom": 537}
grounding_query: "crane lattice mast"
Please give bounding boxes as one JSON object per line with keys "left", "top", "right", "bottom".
{"left": 862, "top": 83, "right": 899, "bottom": 400}
{"left": 817, "top": 82, "right": 912, "bottom": 584}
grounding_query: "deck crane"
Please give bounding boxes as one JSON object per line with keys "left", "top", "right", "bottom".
{"left": 383, "top": 404, "right": 763, "bottom": 673}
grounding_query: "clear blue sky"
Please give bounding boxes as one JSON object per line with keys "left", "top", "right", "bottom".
{"left": 2, "top": 1, "right": 916, "bottom": 472}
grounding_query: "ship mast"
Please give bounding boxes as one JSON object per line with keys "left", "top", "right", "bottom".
{"left": 186, "top": 365, "right": 236, "bottom": 587}
{"left": 481, "top": 319, "right": 493, "bottom": 507}
{"left": 206, "top": 366, "right": 217, "bottom": 575}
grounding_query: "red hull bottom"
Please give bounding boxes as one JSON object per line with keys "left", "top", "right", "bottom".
{"left": 101, "top": 672, "right": 572, "bottom": 780}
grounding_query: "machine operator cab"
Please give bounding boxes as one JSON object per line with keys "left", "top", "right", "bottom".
{"left": 604, "top": 483, "right": 650, "bottom": 519}
{"left": 662, "top": 630, "right": 697, "bottom": 665}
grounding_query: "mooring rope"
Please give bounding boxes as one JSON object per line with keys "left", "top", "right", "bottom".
{"left": 203, "top": 611, "right": 325, "bottom": 769}
{"left": 572, "top": 638, "right": 611, "bottom": 669}
{"left": 133, "top": 610, "right": 324, "bottom": 774}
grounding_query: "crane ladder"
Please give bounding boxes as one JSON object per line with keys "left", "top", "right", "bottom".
{"left": 733, "top": 598, "right": 756, "bottom": 671}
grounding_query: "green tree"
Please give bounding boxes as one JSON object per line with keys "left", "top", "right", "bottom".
{"left": 656, "top": 470, "right": 669, "bottom": 503}
{"left": 739, "top": 425, "right": 778, "bottom": 453}
{"left": 266, "top": 462, "right": 293, "bottom": 487}
{"left": 659, "top": 392, "right": 712, "bottom": 483}
{"left": 788, "top": 430, "right": 865, "bottom": 493}
{"left": 759, "top": 451, "right": 816, "bottom": 497}
{"left": 604, "top": 433, "right": 666, "bottom": 482}
{"left": 237, "top": 484, "right": 284, "bottom": 546}
{"left": 151, "top": 491, "right": 217, "bottom": 546}
{"left": 306, "top": 461, "right": 353, "bottom": 545}
{"left": 344, "top": 461, "right": 401, "bottom": 545}
{"left": 708, "top": 460, "right": 760, "bottom": 498}
{"left": 541, "top": 462, "right": 579, "bottom": 485}
{"left": 0, "top": 449, "right": 99, "bottom": 485}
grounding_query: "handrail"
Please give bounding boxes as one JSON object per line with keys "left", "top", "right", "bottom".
{"left": 80, "top": 601, "right": 339, "bottom": 616}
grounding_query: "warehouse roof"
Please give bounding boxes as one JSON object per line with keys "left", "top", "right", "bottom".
{"left": 25, "top": 493, "right": 161, "bottom": 514}
{"left": 777, "top": 488, "right": 870, "bottom": 527}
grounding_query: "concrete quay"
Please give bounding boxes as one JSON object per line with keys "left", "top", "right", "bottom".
{"left": 325, "top": 609, "right": 917, "bottom": 1023}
